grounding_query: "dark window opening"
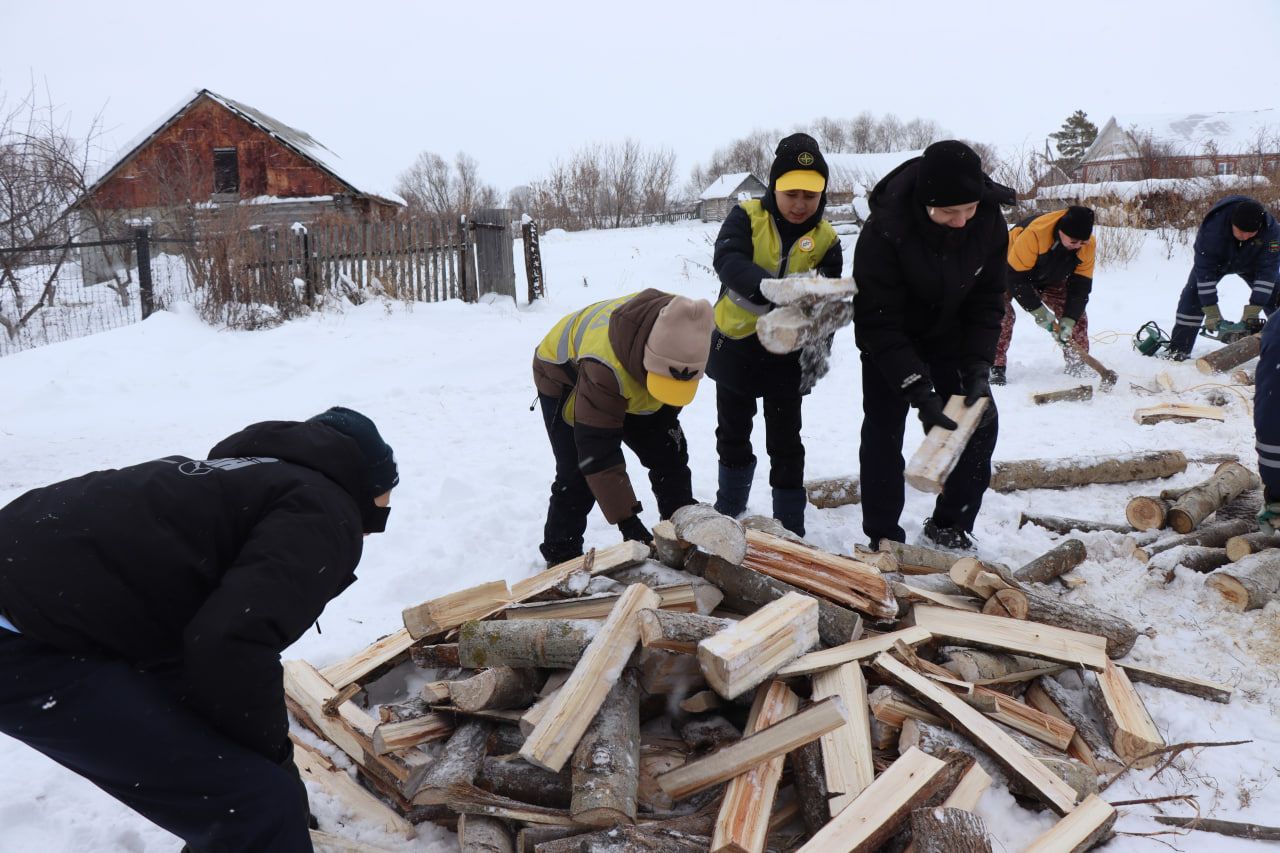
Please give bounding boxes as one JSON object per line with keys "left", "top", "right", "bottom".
{"left": 213, "top": 148, "right": 239, "bottom": 194}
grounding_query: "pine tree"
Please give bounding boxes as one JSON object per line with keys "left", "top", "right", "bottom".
{"left": 1049, "top": 110, "right": 1099, "bottom": 173}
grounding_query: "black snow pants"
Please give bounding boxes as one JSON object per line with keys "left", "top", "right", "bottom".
{"left": 715, "top": 383, "right": 805, "bottom": 488}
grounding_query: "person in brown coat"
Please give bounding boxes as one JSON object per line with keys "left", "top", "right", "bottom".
{"left": 532, "top": 290, "right": 714, "bottom": 566}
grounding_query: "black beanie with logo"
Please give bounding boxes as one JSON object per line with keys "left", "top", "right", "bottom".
{"left": 768, "top": 133, "right": 830, "bottom": 192}
{"left": 913, "top": 140, "right": 986, "bottom": 207}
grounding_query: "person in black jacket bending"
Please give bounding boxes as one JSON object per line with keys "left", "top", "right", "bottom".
{"left": 0, "top": 406, "right": 399, "bottom": 853}
{"left": 708, "top": 133, "right": 844, "bottom": 536}
{"left": 852, "top": 140, "right": 1009, "bottom": 550}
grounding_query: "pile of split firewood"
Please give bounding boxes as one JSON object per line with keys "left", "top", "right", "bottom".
{"left": 282, "top": 447, "right": 1278, "bottom": 853}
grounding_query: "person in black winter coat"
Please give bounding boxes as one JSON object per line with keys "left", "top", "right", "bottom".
{"left": 852, "top": 140, "right": 1010, "bottom": 550}
{"left": 707, "top": 133, "right": 844, "bottom": 536}
{"left": 0, "top": 406, "right": 399, "bottom": 853}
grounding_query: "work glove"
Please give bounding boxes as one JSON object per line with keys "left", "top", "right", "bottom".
{"left": 903, "top": 380, "right": 958, "bottom": 432}
{"left": 618, "top": 514, "right": 654, "bottom": 545}
{"left": 1201, "top": 304, "right": 1223, "bottom": 332}
{"left": 1242, "top": 304, "right": 1266, "bottom": 333}
{"left": 1055, "top": 317, "right": 1076, "bottom": 345}
{"left": 960, "top": 362, "right": 993, "bottom": 407}
{"left": 1031, "top": 304, "right": 1056, "bottom": 332}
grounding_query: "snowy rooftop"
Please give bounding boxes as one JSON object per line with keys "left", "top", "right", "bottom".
{"left": 1038, "top": 174, "right": 1270, "bottom": 202}
{"left": 699, "top": 172, "right": 761, "bottom": 200}
{"left": 1083, "top": 109, "right": 1280, "bottom": 162}
{"left": 88, "top": 89, "right": 405, "bottom": 206}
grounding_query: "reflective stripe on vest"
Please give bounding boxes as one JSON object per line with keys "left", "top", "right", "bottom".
{"left": 534, "top": 294, "right": 664, "bottom": 423}
{"left": 713, "top": 199, "right": 838, "bottom": 340}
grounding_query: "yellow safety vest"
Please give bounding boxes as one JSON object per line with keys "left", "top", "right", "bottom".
{"left": 534, "top": 294, "right": 664, "bottom": 424}
{"left": 713, "top": 199, "right": 839, "bottom": 340}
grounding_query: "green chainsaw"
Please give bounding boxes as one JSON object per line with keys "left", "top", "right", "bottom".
{"left": 1200, "top": 316, "right": 1264, "bottom": 344}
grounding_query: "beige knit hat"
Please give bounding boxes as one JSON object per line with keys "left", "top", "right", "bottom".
{"left": 643, "top": 296, "right": 714, "bottom": 407}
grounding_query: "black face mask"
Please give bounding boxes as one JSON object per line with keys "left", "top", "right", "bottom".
{"left": 365, "top": 504, "right": 391, "bottom": 534}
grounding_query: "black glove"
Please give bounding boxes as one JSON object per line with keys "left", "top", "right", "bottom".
{"left": 902, "top": 380, "right": 958, "bottom": 432}
{"left": 618, "top": 514, "right": 653, "bottom": 544}
{"left": 961, "top": 362, "right": 993, "bottom": 407}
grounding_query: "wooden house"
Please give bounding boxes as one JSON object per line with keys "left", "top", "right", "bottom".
{"left": 698, "top": 173, "right": 767, "bottom": 221}
{"left": 1078, "top": 110, "right": 1280, "bottom": 183}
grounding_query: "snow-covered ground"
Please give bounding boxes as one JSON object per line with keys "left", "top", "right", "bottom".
{"left": 1, "top": 219, "right": 1278, "bottom": 851}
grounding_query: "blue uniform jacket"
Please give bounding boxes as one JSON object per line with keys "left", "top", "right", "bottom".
{"left": 1191, "top": 195, "right": 1280, "bottom": 308}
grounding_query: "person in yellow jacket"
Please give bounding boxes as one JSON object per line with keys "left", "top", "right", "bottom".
{"left": 707, "top": 133, "right": 843, "bottom": 536}
{"left": 992, "top": 206, "right": 1096, "bottom": 384}
{"left": 532, "top": 290, "right": 714, "bottom": 567}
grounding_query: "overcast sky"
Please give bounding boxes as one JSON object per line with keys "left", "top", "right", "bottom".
{"left": 4, "top": 0, "right": 1278, "bottom": 198}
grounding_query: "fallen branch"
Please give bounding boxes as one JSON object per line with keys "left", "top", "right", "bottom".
{"left": 1098, "top": 739, "right": 1250, "bottom": 792}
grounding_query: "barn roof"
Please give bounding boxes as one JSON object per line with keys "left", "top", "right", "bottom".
{"left": 1081, "top": 109, "right": 1280, "bottom": 163}
{"left": 85, "top": 89, "right": 404, "bottom": 206}
{"left": 699, "top": 172, "right": 763, "bottom": 200}
{"left": 825, "top": 149, "right": 924, "bottom": 193}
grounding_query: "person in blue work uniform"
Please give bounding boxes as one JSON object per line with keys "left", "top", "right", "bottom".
{"left": 707, "top": 133, "right": 844, "bottom": 536}
{"left": 1164, "top": 196, "right": 1280, "bottom": 359}
{"left": 1254, "top": 315, "right": 1280, "bottom": 530}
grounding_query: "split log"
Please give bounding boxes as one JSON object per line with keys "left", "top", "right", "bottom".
{"left": 1014, "top": 540, "right": 1087, "bottom": 585}
{"left": 1023, "top": 794, "right": 1116, "bottom": 852}
{"left": 1118, "top": 662, "right": 1232, "bottom": 704}
{"left": 794, "top": 747, "right": 949, "bottom": 853}
{"left": 1090, "top": 660, "right": 1164, "bottom": 769}
{"left": 458, "top": 813, "right": 515, "bottom": 853}
{"left": 292, "top": 737, "right": 417, "bottom": 840}
{"left": 911, "top": 605, "right": 1108, "bottom": 670}
{"left": 805, "top": 474, "right": 860, "bottom": 508}
{"left": 991, "top": 450, "right": 1187, "bottom": 493}
{"left": 982, "top": 589, "right": 1029, "bottom": 620}
{"left": 1225, "top": 530, "right": 1280, "bottom": 561}
{"left": 511, "top": 541, "right": 651, "bottom": 603}
{"left": 905, "top": 395, "right": 990, "bottom": 494}
{"left": 778, "top": 626, "right": 933, "bottom": 677}
{"left": 812, "top": 662, "right": 875, "bottom": 815}
{"left": 889, "top": 572, "right": 968, "bottom": 597}
{"left": 697, "top": 591, "right": 819, "bottom": 698}
{"left": 415, "top": 720, "right": 491, "bottom": 804}
{"left": 608, "top": 566, "right": 724, "bottom": 615}
{"left": 1196, "top": 331, "right": 1262, "bottom": 374}
{"left": 870, "top": 685, "right": 946, "bottom": 728}
{"left": 1025, "top": 678, "right": 1123, "bottom": 774}
{"left": 870, "top": 715, "right": 902, "bottom": 750}
{"left": 448, "top": 668, "right": 541, "bottom": 713}
{"left": 1205, "top": 549, "right": 1280, "bottom": 610}
{"left": 638, "top": 609, "right": 736, "bottom": 654}
{"left": 476, "top": 757, "right": 571, "bottom": 809}
{"left": 1166, "top": 462, "right": 1260, "bottom": 533}
{"left": 1032, "top": 385, "right": 1092, "bottom": 406}
{"left": 1019, "top": 513, "right": 1131, "bottom": 535}
{"left": 1021, "top": 590, "right": 1138, "bottom": 659}
{"left": 938, "top": 648, "right": 1066, "bottom": 688}
{"left": 742, "top": 530, "right": 897, "bottom": 619}
{"left": 652, "top": 520, "right": 689, "bottom": 569}
{"left": 692, "top": 552, "right": 863, "bottom": 649}
{"left": 787, "top": 739, "right": 831, "bottom": 837}
{"left": 321, "top": 629, "right": 415, "bottom": 691}
{"left": 711, "top": 681, "right": 799, "bottom": 853}
{"left": 875, "top": 655, "right": 1080, "bottom": 814}
{"left": 516, "top": 826, "right": 580, "bottom": 852}
{"left": 1133, "top": 517, "right": 1256, "bottom": 562}
{"left": 1151, "top": 816, "right": 1280, "bottom": 842}
{"left": 520, "top": 584, "right": 660, "bottom": 773}
{"left": 457, "top": 620, "right": 597, "bottom": 669}
{"left": 894, "top": 581, "right": 982, "bottom": 613}
{"left": 909, "top": 807, "right": 992, "bottom": 853}
{"left": 877, "top": 540, "right": 961, "bottom": 574}
{"left": 372, "top": 712, "right": 453, "bottom": 755}
{"left": 1134, "top": 403, "right": 1226, "bottom": 425}
{"left": 965, "top": 687, "right": 1077, "bottom": 751}
{"left": 671, "top": 503, "right": 747, "bottom": 566}
{"left": 1146, "top": 545, "right": 1232, "bottom": 575}
{"left": 380, "top": 695, "right": 433, "bottom": 723}
{"left": 403, "top": 580, "right": 513, "bottom": 640}
{"left": 656, "top": 697, "right": 848, "bottom": 800}
{"left": 571, "top": 670, "right": 639, "bottom": 826}
{"left": 678, "top": 690, "right": 722, "bottom": 714}
{"left": 757, "top": 298, "right": 856, "bottom": 355}
{"left": 502, "top": 582, "right": 714, "bottom": 621}
{"left": 949, "top": 558, "right": 1018, "bottom": 598}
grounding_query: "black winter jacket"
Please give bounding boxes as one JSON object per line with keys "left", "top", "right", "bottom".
{"left": 852, "top": 158, "right": 1009, "bottom": 393}
{"left": 0, "top": 420, "right": 368, "bottom": 762}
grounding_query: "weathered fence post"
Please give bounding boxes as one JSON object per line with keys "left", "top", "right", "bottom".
{"left": 522, "top": 219, "right": 545, "bottom": 303}
{"left": 134, "top": 225, "right": 154, "bottom": 319}
{"left": 293, "top": 222, "right": 317, "bottom": 307}
{"left": 458, "top": 214, "right": 476, "bottom": 303}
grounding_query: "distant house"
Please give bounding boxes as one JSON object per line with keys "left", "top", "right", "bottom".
{"left": 1078, "top": 110, "right": 1280, "bottom": 182}
{"left": 78, "top": 89, "right": 404, "bottom": 282}
{"left": 825, "top": 150, "right": 923, "bottom": 220}
{"left": 698, "top": 173, "right": 767, "bottom": 221}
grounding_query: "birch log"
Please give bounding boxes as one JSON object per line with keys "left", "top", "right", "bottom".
{"left": 905, "top": 396, "right": 990, "bottom": 493}
{"left": 1132, "top": 518, "right": 1255, "bottom": 563}
{"left": 909, "top": 807, "right": 993, "bottom": 853}
{"left": 1196, "top": 331, "right": 1262, "bottom": 374}
{"left": 1014, "top": 540, "right": 1087, "bottom": 585}
{"left": 1225, "top": 530, "right": 1280, "bottom": 561}
{"left": 1021, "top": 589, "right": 1139, "bottom": 658}
{"left": 991, "top": 450, "right": 1187, "bottom": 493}
{"left": 1019, "top": 513, "right": 1131, "bottom": 535}
{"left": 570, "top": 670, "right": 639, "bottom": 826}
{"left": 1166, "top": 463, "right": 1261, "bottom": 533}
{"left": 457, "top": 620, "right": 597, "bottom": 669}
{"left": 1205, "top": 549, "right": 1280, "bottom": 610}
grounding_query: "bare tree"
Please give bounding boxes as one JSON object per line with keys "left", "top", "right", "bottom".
{"left": 526, "top": 140, "right": 677, "bottom": 231}
{"left": 394, "top": 150, "right": 499, "bottom": 218}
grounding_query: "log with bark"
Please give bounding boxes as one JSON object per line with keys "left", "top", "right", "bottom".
{"left": 671, "top": 503, "right": 747, "bottom": 566}
{"left": 1014, "top": 540, "right": 1087, "bottom": 585}
{"left": 1225, "top": 530, "right": 1280, "bottom": 561}
{"left": 1118, "top": 662, "right": 1233, "bottom": 704}
{"left": 457, "top": 620, "right": 598, "bottom": 669}
{"left": 1146, "top": 545, "right": 1232, "bottom": 575}
{"left": 637, "top": 609, "right": 735, "bottom": 655}
{"left": 457, "top": 813, "right": 515, "bottom": 853}
{"left": 1205, "top": 549, "right": 1280, "bottom": 611}
{"left": 1134, "top": 403, "right": 1226, "bottom": 425}
{"left": 877, "top": 540, "right": 962, "bottom": 574}
{"left": 1032, "top": 385, "right": 1093, "bottom": 406}
{"left": 532, "top": 823, "right": 710, "bottom": 852}
{"left": 652, "top": 520, "right": 690, "bottom": 569}
{"left": 1021, "top": 589, "right": 1138, "bottom": 659}
{"left": 938, "top": 648, "right": 1066, "bottom": 689}
{"left": 1165, "top": 462, "right": 1260, "bottom": 533}
{"left": 990, "top": 450, "right": 1187, "bottom": 493}
{"left": 607, "top": 566, "right": 723, "bottom": 615}
{"left": 1131, "top": 517, "right": 1255, "bottom": 563}
{"left": 909, "top": 807, "right": 993, "bottom": 853}
{"left": 570, "top": 670, "right": 640, "bottom": 826}
{"left": 1151, "top": 816, "right": 1280, "bottom": 842}
{"left": 448, "top": 668, "right": 542, "bottom": 713}
{"left": 476, "top": 757, "right": 571, "bottom": 809}
{"left": 787, "top": 739, "right": 832, "bottom": 838}
{"left": 1019, "top": 513, "right": 1132, "bottom": 535}
{"left": 1125, "top": 485, "right": 1194, "bottom": 531}
{"left": 1196, "top": 331, "right": 1262, "bottom": 374}
{"left": 1231, "top": 365, "right": 1256, "bottom": 385}
{"left": 415, "top": 720, "right": 491, "bottom": 805}
{"left": 1026, "top": 677, "right": 1124, "bottom": 774}
{"left": 805, "top": 474, "right": 860, "bottom": 508}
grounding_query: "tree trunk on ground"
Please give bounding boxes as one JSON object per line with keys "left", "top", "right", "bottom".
{"left": 1196, "top": 332, "right": 1262, "bottom": 374}
{"left": 910, "top": 807, "right": 993, "bottom": 853}
{"left": 991, "top": 451, "right": 1187, "bottom": 493}
{"left": 1014, "top": 540, "right": 1087, "bottom": 585}
{"left": 1166, "top": 463, "right": 1260, "bottom": 533}
{"left": 1019, "top": 513, "right": 1131, "bottom": 535}
{"left": 1205, "top": 550, "right": 1280, "bottom": 611}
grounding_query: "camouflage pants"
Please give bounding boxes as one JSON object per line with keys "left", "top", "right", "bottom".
{"left": 994, "top": 283, "right": 1090, "bottom": 368}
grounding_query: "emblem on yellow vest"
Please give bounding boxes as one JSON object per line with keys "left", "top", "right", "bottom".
{"left": 799, "top": 236, "right": 814, "bottom": 252}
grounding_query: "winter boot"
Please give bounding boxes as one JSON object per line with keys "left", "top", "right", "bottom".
{"left": 714, "top": 462, "right": 755, "bottom": 517}
{"left": 772, "top": 487, "right": 808, "bottom": 537}
{"left": 921, "top": 516, "right": 973, "bottom": 552}
{"left": 539, "top": 540, "right": 584, "bottom": 569}
{"left": 990, "top": 365, "right": 1007, "bottom": 386}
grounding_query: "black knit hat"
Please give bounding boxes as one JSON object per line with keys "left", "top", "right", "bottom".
{"left": 913, "top": 140, "right": 986, "bottom": 207}
{"left": 1057, "top": 205, "right": 1095, "bottom": 241}
{"left": 1232, "top": 199, "right": 1266, "bottom": 234}
{"left": 769, "top": 133, "right": 829, "bottom": 193}
{"left": 308, "top": 406, "right": 399, "bottom": 498}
